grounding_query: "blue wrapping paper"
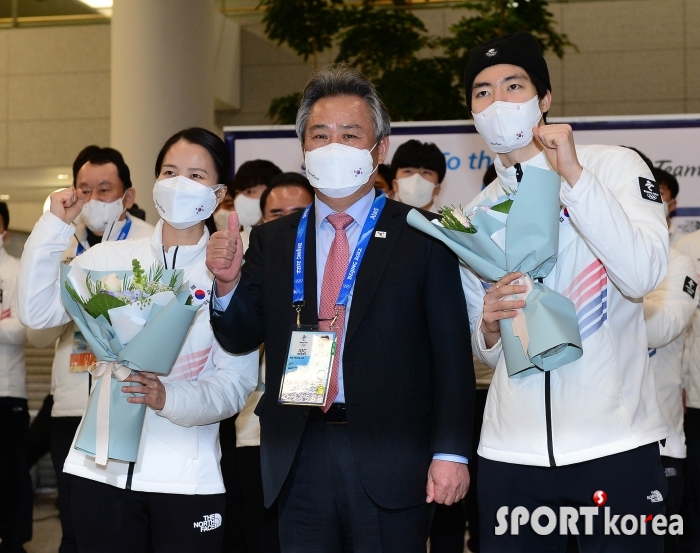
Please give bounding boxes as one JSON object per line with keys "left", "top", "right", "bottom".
{"left": 407, "top": 165, "right": 582, "bottom": 378}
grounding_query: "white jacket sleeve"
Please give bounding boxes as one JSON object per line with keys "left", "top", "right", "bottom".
{"left": 157, "top": 345, "right": 258, "bottom": 427}
{"left": 561, "top": 147, "right": 669, "bottom": 299}
{"left": 0, "top": 290, "right": 27, "bottom": 346}
{"left": 17, "top": 212, "right": 75, "bottom": 329}
{"left": 461, "top": 264, "right": 501, "bottom": 369}
{"left": 643, "top": 250, "right": 698, "bottom": 349}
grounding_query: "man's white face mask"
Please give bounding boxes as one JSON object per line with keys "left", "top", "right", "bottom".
{"left": 472, "top": 95, "right": 542, "bottom": 154}
{"left": 234, "top": 194, "right": 263, "bottom": 227}
{"left": 395, "top": 174, "right": 436, "bottom": 208}
{"left": 80, "top": 194, "right": 126, "bottom": 233}
{"left": 304, "top": 143, "right": 378, "bottom": 199}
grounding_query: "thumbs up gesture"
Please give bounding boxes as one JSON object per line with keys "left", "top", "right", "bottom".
{"left": 206, "top": 211, "right": 245, "bottom": 296}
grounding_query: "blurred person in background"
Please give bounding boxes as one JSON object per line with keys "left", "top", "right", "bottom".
{"left": 653, "top": 168, "right": 681, "bottom": 248}
{"left": 0, "top": 202, "right": 31, "bottom": 553}
{"left": 373, "top": 163, "right": 393, "bottom": 197}
{"left": 391, "top": 139, "right": 446, "bottom": 213}
{"left": 22, "top": 146, "right": 153, "bottom": 553}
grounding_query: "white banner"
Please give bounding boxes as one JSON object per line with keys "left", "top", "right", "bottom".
{"left": 225, "top": 114, "right": 700, "bottom": 237}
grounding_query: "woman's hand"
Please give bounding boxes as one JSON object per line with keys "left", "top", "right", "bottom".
{"left": 481, "top": 272, "right": 527, "bottom": 349}
{"left": 123, "top": 372, "right": 167, "bottom": 411}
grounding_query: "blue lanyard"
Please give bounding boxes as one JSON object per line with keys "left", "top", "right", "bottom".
{"left": 292, "top": 194, "right": 386, "bottom": 316}
{"left": 76, "top": 216, "right": 132, "bottom": 256}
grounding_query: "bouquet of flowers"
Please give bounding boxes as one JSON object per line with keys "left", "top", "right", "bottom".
{"left": 60, "top": 260, "right": 201, "bottom": 465}
{"left": 407, "top": 165, "right": 583, "bottom": 378}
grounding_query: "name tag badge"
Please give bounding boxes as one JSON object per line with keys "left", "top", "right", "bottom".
{"left": 70, "top": 331, "right": 96, "bottom": 373}
{"left": 279, "top": 329, "right": 337, "bottom": 407}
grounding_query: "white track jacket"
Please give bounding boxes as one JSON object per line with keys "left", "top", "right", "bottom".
{"left": 676, "top": 229, "right": 700, "bottom": 410}
{"left": 18, "top": 213, "right": 257, "bottom": 494}
{"left": 462, "top": 146, "right": 669, "bottom": 467}
{"left": 0, "top": 246, "right": 26, "bottom": 398}
{"left": 644, "top": 248, "right": 697, "bottom": 458}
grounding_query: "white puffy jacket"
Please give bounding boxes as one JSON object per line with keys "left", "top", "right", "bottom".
{"left": 17, "top": 213, "right": 257, "bottom": 494}
{"left": 676, "top": 229, "right": 700, "bottom": 409}
{"left": 462, "top": 146, "right": 669, "bottom": 467}
{"left": 24, "top": 214, "right": 154, "bottom": 417}
{"left": 644, "top": 248, "right": 697, "bottom": 458}
{"left": 0, "top": 246, "right": 27, "bottom": 398}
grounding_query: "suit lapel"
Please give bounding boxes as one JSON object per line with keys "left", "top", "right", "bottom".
{"left": 344, "top": 200, "right": 404, "bottom": 345}
{"left": 284, "top": 206, "right": 318, "bottom": 326}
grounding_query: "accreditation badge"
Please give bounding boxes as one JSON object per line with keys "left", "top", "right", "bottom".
{"left": 279, "top": 328, "right": 336, "bottom": 407}
{"left": 69, "top": 331, "right": 96, "bottom": 373}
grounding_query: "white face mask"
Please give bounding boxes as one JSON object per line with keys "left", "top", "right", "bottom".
{"left": 80, "top": 194, "right": 126, "bottom": 233}
{"left": 396, "top": 174, "right": 436, "bottom": 208}
{"left": 304, "top": 143, "right": 377, "bottom": 199}
{"left": 472, "top": 95, "right": 542, "bottom": 154}
{"left": 153, "top": 176, "right": 222, "bottom": 230}
{"left": 234, "top": 194, "right": 262, "bottom": 227}
{"left": 663, "top": 200, "right": 670, "bottom": 218}
{"left": 214, "top": 208, "right": 232, "bottom": 232}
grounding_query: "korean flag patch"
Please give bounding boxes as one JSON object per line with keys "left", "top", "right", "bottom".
{"left": 683, "top": 276, "right": 697, "bottom": 299}
{"left": 189, "top": 283, "right": 211, "bottom": 307}
{"left": 639, "top": 177, "right": 662, "bottom": 204}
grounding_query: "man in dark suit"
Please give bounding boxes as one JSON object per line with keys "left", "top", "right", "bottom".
{"left": 207, "top": 65, "right": 474, "bottom": 552}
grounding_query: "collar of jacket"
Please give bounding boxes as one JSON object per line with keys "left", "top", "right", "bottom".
{"left": 149, "top": 219, "right": 208, "bottom": 268}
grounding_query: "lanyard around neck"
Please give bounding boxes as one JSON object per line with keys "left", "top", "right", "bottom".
{"left": 292, "top": 194, "right": 387, "bottom": 324}
{"left": 76, "top": 216, "right": 132, "bottom": 256}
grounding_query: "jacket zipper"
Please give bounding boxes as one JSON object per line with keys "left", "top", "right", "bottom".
{"left": 545, "top": 371, "right": 556, "bottom": 467}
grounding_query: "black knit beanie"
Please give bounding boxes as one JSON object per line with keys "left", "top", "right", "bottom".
{"left": 464, "top": 32, "right": 551, "bottom": 112}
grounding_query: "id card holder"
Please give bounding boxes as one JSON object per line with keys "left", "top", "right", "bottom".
{"left": 279, "top": 325, "right": 337, "bottom": 407}
{"left": 70, "top": 331, "right": 96, "bottom": 373}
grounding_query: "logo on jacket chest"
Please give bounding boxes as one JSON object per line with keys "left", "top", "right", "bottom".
{"left": 188, "top": 283, "right": 211, "bottom": 307}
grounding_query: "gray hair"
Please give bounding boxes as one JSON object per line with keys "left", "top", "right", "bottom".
{"left": 295, "top": 65, "right": 391, "bottom": 145}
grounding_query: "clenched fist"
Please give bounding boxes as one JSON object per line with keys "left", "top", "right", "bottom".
{"left": 533, "top": 124, "right": 584, "bottom": 186}
{"left": 50, "top": 187, "right": 88, "bottom": 225}
{"left": 206, "top": 211, "right": 244, "bottom": 297}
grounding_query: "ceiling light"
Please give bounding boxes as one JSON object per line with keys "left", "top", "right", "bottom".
{"left": 78, "top": 0, "right": 112, "bottom": 7}
{"left": 57, "top": 174, "right": 69, "bottom": 180}
{"left": 0, "top": 195, "right": 9, "bottom": 200}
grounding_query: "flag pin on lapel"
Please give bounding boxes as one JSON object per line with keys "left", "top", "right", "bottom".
{"left": 375, "top": 231, "right": 386, "bottom": 238}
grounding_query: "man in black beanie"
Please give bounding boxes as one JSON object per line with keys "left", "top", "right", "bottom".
{"left": 459, "top": 32, "right": 672, "bottom": 552}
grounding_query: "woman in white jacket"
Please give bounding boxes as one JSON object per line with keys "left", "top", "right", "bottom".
{"left": 17, "top": 128, "right": 258, "bottom": 553}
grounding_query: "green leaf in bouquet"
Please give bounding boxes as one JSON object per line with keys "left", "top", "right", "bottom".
{"left": 132, "top": 259, "right": 147, "bottom": 291}
{"left": 83, "top": 293, "right": 128, "bottom": 324}
{"left": 441, "top": 207, "right": 476, "bottom": 234}
{"left": 149, "top": 262, "right": 164, "bottom": 284}
{"left": 168, "top": 271, "right": 179, "bottom": 290}
{"left": 65, "top": 281, "right": 87, "bottom": 309}
{"left": 491, "top": 199, "right": 513, "bottom": 214}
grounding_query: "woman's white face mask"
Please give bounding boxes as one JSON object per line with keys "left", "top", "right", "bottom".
{"left": 80, "top": 194, "right": 127, "bottom": 233}
{"left": 472, "top": 95, "right": 542, "bottom": 154}
{"left": 304, "top": 143, "right": 378, "bottom": 199}
{"left": 153, "top": 176, "right": 223, "bottom": 230}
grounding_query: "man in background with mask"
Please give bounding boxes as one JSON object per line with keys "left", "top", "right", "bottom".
{"left": 391, "top": 139, "right": 446, "bottom": 212}
{"left": 26, "top": 146, "right": 152, "bottom": 553}
{"left": 460, "top": 32, "right": 669, "bottom": 551}
{"left": 206, "top": 65, "right": 474, "bottom": 552}
{"left": 654, "top": 168, "right": 681, "bottom": 247}
{"left": 215, "top": 160, "right": 282, "bottom": 246}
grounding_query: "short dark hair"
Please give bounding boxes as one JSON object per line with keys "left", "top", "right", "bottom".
{"left": 260, "top": 172, "right": 315, "bottom": 213}
{"left": 231, "top": 160, "right": 282, "bottom": 193}
{"left": 483, "top": 163, "right": 497, "bottom": 187}
{"left": 377, "top": 163, "right": 393, "bottom": 190}
{"left": 391, "top": 140, "right": 447, "bottom": 183}
{"left": 653, "top": 167, "right": 679, "bottom": 199}
{"left": 155, "top": 127, "right": 232, "bottom": 236}
{"left": 0, "top": 202, "right": 9, "bottom": 230}
{"left": 73, "top": 146, "right": 132, "bottom": 190}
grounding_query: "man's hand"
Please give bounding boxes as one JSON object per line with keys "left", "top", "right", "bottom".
{"left": 49, "top": 187, "right": 87, "bottom": 225}
{"left": 206, "top": 211, "right": 244, "bottom": 297}
{"left": 481, "top": 272, "right": 527, "bottom": 349}
{"left": 426, "top": 460, "right": 470, "bottom": 505}
{"left": 123, "top": 372, "right": 166, "bottom": 411}
{"left": 533, "top": 124, "right": 583, "bottom": 186}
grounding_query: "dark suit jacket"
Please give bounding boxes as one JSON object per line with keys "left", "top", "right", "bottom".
{"left": 210, "top": 197, "right": 475, "bottom": 509}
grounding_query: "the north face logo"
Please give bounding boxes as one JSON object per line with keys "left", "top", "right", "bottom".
{"left": 194, "top": 513, "right": 222, "bottom": 532}
{"left": 486, "top": 48, "right": 498, "bottom": 57}
{"left": 647, "top": 490, "right": 664, "bottom": 503}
